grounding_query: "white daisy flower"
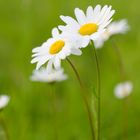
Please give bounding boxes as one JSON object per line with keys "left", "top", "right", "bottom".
{"left": 94, "top": 19, "right": 130, "bottom": 48}
{"left": 59, "top": 5, "right": 115, "bottom": 48}
{"left": 114, "top": 81, "right": 133, "bottom": 99}
{"left": 31, "top": 27, "right": 82, "bottom": 70}
{"left": 0, "top": 95, "right": 10, "bottom": 109}
{"left": 30, "top": 67, "right": 68, "bottom": 83}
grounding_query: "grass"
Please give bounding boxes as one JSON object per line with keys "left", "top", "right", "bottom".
{"left": 0, "top": 0, "right": 140, "bottom": 139}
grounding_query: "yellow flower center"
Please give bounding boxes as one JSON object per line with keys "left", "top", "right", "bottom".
{"left": 49, "top": 40, "right": 65, "bottom": 54}
{"left": 79, "top": 23, "right": 98, "bottom": 36}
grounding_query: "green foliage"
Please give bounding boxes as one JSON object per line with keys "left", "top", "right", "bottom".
{"left": 0, "top": 0, "right": 139, "bottom": 139}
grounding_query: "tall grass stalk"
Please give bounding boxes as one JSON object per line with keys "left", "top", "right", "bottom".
{"left": 112, "top": 40, "right": 129, "bottom": 139}
{"left": 66, "top": 58, "right": 96, "bottom": 140}
{"left": 50, "top": 84, "right": 59, "bottom": 140}
{"left": 90, "top": 41, "right": 101, "bottom": 140}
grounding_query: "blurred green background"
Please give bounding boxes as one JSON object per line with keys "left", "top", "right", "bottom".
{"left": 0, "top": 0, "right": 140, "bottom": 139}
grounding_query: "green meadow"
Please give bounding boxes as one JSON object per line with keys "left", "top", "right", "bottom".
{"left": 0, "top": 0, "right": 140, "bottom": 139}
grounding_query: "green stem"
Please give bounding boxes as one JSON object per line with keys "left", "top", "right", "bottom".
{"left": 90, "top": 41, "right": 101, "bottom": 140}
{"left": 0, "top": 112, "right": 10, "bottom": 140}
{"left": 112, "top": 40, "right": 128, "bottom": 139}
{"left": 112, "top": 40, "right": 126, "bottom": 81}
{"left": 50, "top": 84, "right": 58, "bottom": 140}
{"left": 66, "top": 58, "right": 95, "bottom": 140}
{"left": 122, "top": 98, "right": 128, "bottom": 140}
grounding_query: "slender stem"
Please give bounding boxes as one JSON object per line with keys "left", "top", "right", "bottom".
{"left": 112, "top": 40, "right": 128, "bottom": 139}
{"left": 0, "top": 112, "right": 10, "bottom": 140}
{"left": 66, "top": 58, "right": 95, "bottom": 140}
{"left": 112, "top": 40, "right": 125, "bottom": 81}
{"left": 122, "top": 98, "right": 128, "bottom": 140}
{"left": 90, "top": 41, "right": 101, "bottom": 140}
{"left": 50, "top": 84, "right": 58, "bottom": 140}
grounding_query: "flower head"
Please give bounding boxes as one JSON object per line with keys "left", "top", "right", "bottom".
{"left": 0, "top": 95, "right": 10, "bottom": 109}
{"left": 30, "top": 67, "right": 68, "bottom": 83}
{"left": 94, "top": 19, "right": 130, "bottom": 48}
{"left": 114, "top": 81, "right": 133, "bottom": 99}
{"left": 59, "top": 5, "right": 115, "bottom": 48}
{"left": 31, "top": 27, "right": 82, "bottom": 70}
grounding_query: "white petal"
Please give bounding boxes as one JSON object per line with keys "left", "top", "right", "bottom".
{"left": 73, "top": 36, "right": 90, "bottom": 48}
{"left": 99, "top": 19, "right": 112, "bottom": 29}
{"left": 98, "top": 6, "right": 111, "bottom": 24}
{"left": 52, "top": 28, "right": 59, "bottom": 37}
{"left": 107, "top": 19, "right": 130, "bottom": 35}
{"left": 32, "top": 48, "right": 49, "bottom": 57}
{"left": 32, "top": 42, "right": 49, "bottom": 53}
{"left": 58, "top": 50, "right": 68, "bottom": 59}
{"left": 94, "top": 38, "right": 105, "bottom": 49}
{"left": 74, "top": 8, "right": 86, "bottom": 25}
{"left": 54, "top": 57, "right": 61, "bottom": 69}
{"left": 31, "top": 56, "right": 40, "bottom": 63}
{"left": 96, "top": 5, "right": 109, "bottom": 23}
{"left": 81, "top": 37, "right": 90, "bottom": 48}
{"left": 31, "top": 54, "right": 50, "bottom": 63}
{"left": 60, "top": 15, "right": 78, "bottom": 26}
{"left": 71, "top": 48, "right": 82, "bottom": 55}
{"left": 32, "top": 47, "right": 41, "bottom": 53}
{"left": 46, "top": 60, "right": 53, "bottom": 73}
{"left": 114, "top": 81, "right": 133, "bottom": 99}
{"left": 58, "top": 25, "right": 66, "bottom": 31}
{"left": 30, "top": 67, "right": 67, "bottom": 83}
{"left": 125, "top": 82, "right": 133, "bottom": 93}
{"left": 0, "top": 95, "right": 10, "bottom": 109}
{"left": 36, "top": 56, "right": 50, "bottom": 70}
{"left": 92, "top": 5, "right": 101, "bottom": 21}
{"left": 86, "top": 6, "right": 94, "bottom": 21}
{"left": 31, "top": 55, "right": 50, "bottom": 69}
{"left": 100, "top": 10, "right": 115, "bottom": 26}
{"left": 90, "top": 30, "right": 105, "bottom": 40}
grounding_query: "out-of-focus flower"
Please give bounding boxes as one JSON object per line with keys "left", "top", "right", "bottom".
{"left": 0, "top": 95, "right": 10, "bottom": 109}
{"left": 114, "top": 81, "right": 133, "bottom": 99}
{"left": 31, "top": 28, "right": 82, "bottom": 70}
{"left": 30, "top": 67, "right": 68, "bottom": 83}
{"left": 94, "top": 19, "right": 130, "bottom": 48}
{"left": 59, "top": 5, "right": 115, "bottom": 48}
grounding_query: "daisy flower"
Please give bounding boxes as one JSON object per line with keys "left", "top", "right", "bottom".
{"left": 0, "top": 95, "right": 10, "bottom": 109}
{"left": 94, "top": 19, "right": 130, "bottom": 48}
{"left": 31, "top": 27, "right": 82, "bottom": 70}
{"left": 114, "top": 81, "right": 133, "bottom": 99}
{"left": 30, "top": 67, "right": 68, "bottom": 83}
{"left": 59, "top": 5, "right": 115, "bottom": 48}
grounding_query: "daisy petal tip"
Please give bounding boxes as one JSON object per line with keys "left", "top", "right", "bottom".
{"left": 96, "top": 4, "right": 101, "bottom": 6}
{"left": 74, "top": 7, "right": 81, "bottom": 13}
{"left": 36, "top": 65, "right": 41, "bottom": 70}
{"left": 52, "top": 27, "right": 58, "bottom": 32}
{"left": 52, "top": 27, "right": 59, "bottom": 37}
{"left": 74, "top": 7, "right": 79, "bottom": 10}
{"left": 60, "top": 15, "right": 65, "bottom": 20}
{"left": 31, "top": 60, "right": 34, "bottom": 64}
{"left": 108, "top": 5, "right": 112, "bottom": 8}
{"left": 96, "top": 4, "right": 101, "bottom": 8}
{"left": 112, "top": 10, "right": 115, "bottom": 14}
{"left": 58, "top": 25, "right": 64, "bottom": 30}
{"left": 87, "top": 5, "right": 92, "bottom": 8}
{"left": 32, "top": 47, "right": 39, "bottom": 53}
{"left": 32, "top": 49, "right": 36, "bottom": 53}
